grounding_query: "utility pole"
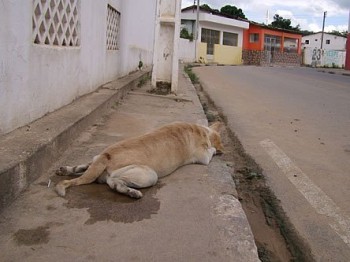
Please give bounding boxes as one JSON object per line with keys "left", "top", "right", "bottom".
{"left": 194, "top": 0, "right": 200, "bottom": 62}
{"left": 266, "top": 9, "right": 270, "bottom": 25}
{"left": 196, "top": 0, "right": 200, "bottom": 40}
{"left": 345, "top": 9, "right": 350, "bottom": 70}
{"left": 320, "top": 11, "right": 327, "bottom": 49}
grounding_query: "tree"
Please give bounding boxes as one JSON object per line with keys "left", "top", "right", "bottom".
{"left": 220, "top": 5, "right": 246, "bottom": 19}
{"left": 330, "top": 30, "right": 348, "bottom": 37}
{"left": 270, "top": 14, "right": 300, "bottom": 31}
{"left": 201, "top": 4, "right": 211, "bottom": 12}
{"left": 200, "top": 4, "right": 219, "bottom": 13}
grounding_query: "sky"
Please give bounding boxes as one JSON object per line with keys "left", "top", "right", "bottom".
{"left": 181, "top": 0, "right": 350, "bottom": 33}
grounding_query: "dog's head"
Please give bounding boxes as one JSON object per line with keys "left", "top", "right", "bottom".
{"left": 208, "top": 122, "right": 224, "bottom": 155}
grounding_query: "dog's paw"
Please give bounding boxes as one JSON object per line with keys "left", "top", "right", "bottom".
{"left": 55, "top": 183, "right": 66, "bottom": 197}
{"left": 55, "top": 167, "right": 68, "bottom": 176}
{"left": 128, "top": 189, "right": 143, "bottom": 199}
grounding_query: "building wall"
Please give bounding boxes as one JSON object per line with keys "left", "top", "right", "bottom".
{"left": 214, "top": 45, "right": 243, "bottom": 65}
{"left": 243, "top": 24, "right": 302, "bottom": 66}
{"left": 243, "top": 25, "right": 263, "bottom": 51}
{"left": 242, "top": 50, "right": 265, "bottom": 65}
{"left": 198, "top": 42, "right": 208, "bottom": 63}
{"left": 179, "top": 38, "right": 196, "bottom": 62}
{"left": 119, "top": 0, "right": 156, "bottom": 75}
{"left": 302, "top": 33, "right": 347, "bottom": 50}
{"left": 243, "top": 24, "right": 302, "bottom": 53}
{"left": 0, "top": 0, "right": 156, "bottom": 134}
{"left": 303, "top": 47, "right": 346, "bottom": 67}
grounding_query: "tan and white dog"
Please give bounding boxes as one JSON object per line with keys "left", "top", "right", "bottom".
{"left": 55, "top": 122, "right": 224, "bottom": 198}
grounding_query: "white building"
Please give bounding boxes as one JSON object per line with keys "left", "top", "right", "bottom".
{"left": 302, "top": 32, "right": 347, "bottom": 50}
{"left": 0, "top": 0, "right": 157, "bottom": 134}
{"left": 180, "top": 6, "right": 249, "bottom": 64}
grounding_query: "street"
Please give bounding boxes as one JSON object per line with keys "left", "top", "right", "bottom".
{"left": 193, "top": 65, "right": 350, "bottom": 261}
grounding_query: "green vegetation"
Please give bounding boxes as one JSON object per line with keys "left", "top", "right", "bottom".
{"left": 137, "top": 74, "right": 150, "bottom": 88}
{"left": 184, "top": 65, "right": 199, "bottom": 84}
{"left": 180, "top": 27, "right": 193, "bottom": 41}
{"left": 269, "top": 14, "right": 301, "bottom": 32}
{"left": 220, "top": 5, "right": 246, "bottom": 20}
{"left": 200, "top": 4, "right": 246, "bottom": 20}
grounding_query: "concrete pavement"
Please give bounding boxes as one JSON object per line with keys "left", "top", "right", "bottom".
{"left": 0, "top": 65, "right": 259, "bottom": 261}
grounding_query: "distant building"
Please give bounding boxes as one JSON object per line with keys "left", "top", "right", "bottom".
{"left": 242, "top": 22, "right": 302, "bottom": 66}
{"left": 302, "top": 32, "right": 347, "bottom": 68}
{"left": 180, "top": 5, "right": 249, "bottom": 65}
{"left": 302, "top": 32, "right": 346, "bottom": 50}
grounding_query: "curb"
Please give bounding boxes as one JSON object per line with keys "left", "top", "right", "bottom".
{"left": 0, "top": 69, "right": 151, "bottom": 212}
{"left": 317, "top": 69, "right": 350, "bottom": 77}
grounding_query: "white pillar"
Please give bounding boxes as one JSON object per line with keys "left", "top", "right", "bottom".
{"left": 151, "top": 0, "right": 181, "bottom": 93}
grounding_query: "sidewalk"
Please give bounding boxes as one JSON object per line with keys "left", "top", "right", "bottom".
{"left": 0, "top": 65, "right": 259, "bottom": 261}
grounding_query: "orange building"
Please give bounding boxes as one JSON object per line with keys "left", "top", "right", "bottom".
{"left": 243, "top": 22, "right": 302, "bottom": 66}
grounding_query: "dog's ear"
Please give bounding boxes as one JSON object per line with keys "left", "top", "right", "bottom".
{"left": 209, "top": 122, "right": 225, "bottom": 154}
{"left": 209, "top": 122, "right": 224, "bottom": 133}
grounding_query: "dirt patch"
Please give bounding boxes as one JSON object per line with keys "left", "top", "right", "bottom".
{"left": 14, "top": 226, "right": 50, "bottom": 246}
{"left": 147, "top": 81, "right": 171, "bottom": 95}
{"left": 52, "top": 175, "right": 163, "bottom": 224}
{"left": 194, "top": 82, "right": 314, "bottom": 262}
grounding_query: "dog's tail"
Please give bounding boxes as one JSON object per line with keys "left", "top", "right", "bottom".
{"left": 55, "top": 153, "right": 110, "bottom": 197}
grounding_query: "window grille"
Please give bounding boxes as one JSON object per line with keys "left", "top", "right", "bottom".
{"left": 249, "top": 33, "right": 259, "bottom": 43}
{"left": 223, "top": 32, "right": 238, "bottom": 46}
{"left": 106, "top": 5, "right": 120, "bottom": 50}
{"left": 201, "top": 28, "right": 220, "bottom": 55}
{"left": 283, "top": 38, "right": 298, "bottom": 53}
{"left": 32, "top": 0, "right": 80, "bottom": 47}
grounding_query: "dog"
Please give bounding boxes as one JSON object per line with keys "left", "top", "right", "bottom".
{"left": 55, "top": 122, "right": 224, "bottom": 198}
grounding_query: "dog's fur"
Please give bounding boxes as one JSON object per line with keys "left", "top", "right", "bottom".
{"left": 55, "top": 122, "right": 224, "bottom": 198}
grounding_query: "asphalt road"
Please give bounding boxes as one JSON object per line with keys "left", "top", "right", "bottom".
{"left": 194, "top": 65, "right": 350, "bottom": 261}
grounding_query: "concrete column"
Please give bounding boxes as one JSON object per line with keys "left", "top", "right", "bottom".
{"left": 151, "top": 0, "right": 181, "bottom": 93}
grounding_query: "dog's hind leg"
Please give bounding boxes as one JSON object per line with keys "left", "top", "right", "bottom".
{"left": 106, "top": 165, "right": 158, "bottom": 199}
{"left": 55, "top": 163, "right": 91, "bottom": 176}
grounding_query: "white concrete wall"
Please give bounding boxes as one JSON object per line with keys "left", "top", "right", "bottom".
{"left": 303, "top": 47, "right": 346, "bottom": 68}
{"left": 179, "top": 38, "right": 196, "bottom": 62}
{"left": 0, "top": 0, "right": 156, "bottom": 134}
{"left": 119, "top": 0, "right": 156, "bottom": 75}
{"left": 302, "top": 33, "right": 347, "bottom": 50}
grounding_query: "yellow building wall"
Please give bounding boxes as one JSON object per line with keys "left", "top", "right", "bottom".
{"left": 213, "top": 44, "right": 243, "bottom": 65}
{"left": 197, "top": 43, "right": 207, "bottom": 64}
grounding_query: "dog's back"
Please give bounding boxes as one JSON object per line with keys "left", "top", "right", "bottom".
{"left": 104, "top": 122, "right": 212, "bottom": 177}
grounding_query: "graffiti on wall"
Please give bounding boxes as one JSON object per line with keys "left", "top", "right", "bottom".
{"left": 306, "top": 47, "right": 346, "bottom": 68}
{"left": 311, "top": 48, "right": 323, "bottom": 66}
{"left": 323, "top": 50, "right": 346, "bottom": 67}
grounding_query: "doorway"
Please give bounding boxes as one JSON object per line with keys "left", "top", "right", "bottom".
{"left": 264, "top": 35, "right": 281, "bottom": 64}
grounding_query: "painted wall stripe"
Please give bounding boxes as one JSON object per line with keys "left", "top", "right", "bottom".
{"left": 260, "top": 139, "right": 350, "bottom": 246}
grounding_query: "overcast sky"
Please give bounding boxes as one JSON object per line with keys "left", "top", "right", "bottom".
{"left": 182, "top": 0, "right": 350, "bottom": 32}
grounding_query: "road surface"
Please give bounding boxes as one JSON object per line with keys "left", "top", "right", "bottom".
{"left": 194, "top": 65, "right": 350, "bottom": 261}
